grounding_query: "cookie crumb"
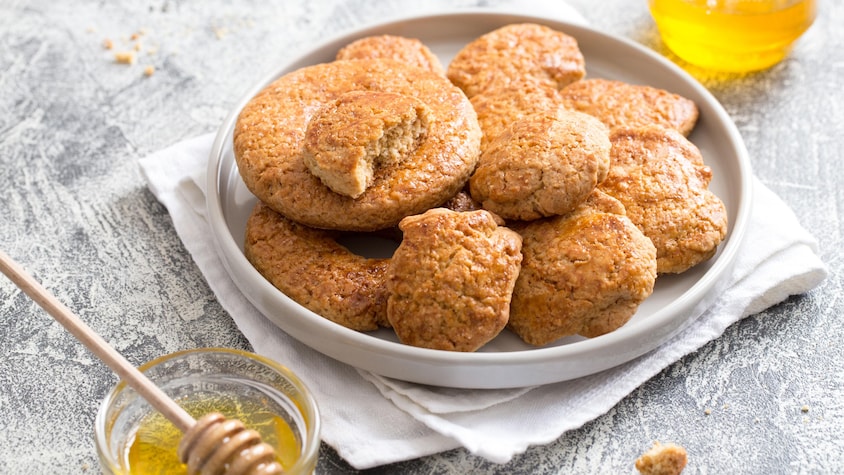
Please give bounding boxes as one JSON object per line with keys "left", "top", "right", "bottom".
{"left": 143, "top": 65, "right": 155, "bottom": 76}
{"left": 703, "top": 407, "right": 712, "bottom": 415}
{"left": 212, "top": 25, "right": 229, "bottom": 39}
{"left": 114, "top": 51, "right": 136, "bottom": 65}
{"left": 801, "top": 405, "right": 810, "bottom": 413}
{"left": 103, "top": 38, "right": 114, "bottom": 50}
{"left": 635, "top": 441, "right": 688, "bottom": 475}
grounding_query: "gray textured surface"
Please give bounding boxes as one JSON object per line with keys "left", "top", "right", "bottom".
{"left": 0, "top": 0, "right": 841, "bottom": 473}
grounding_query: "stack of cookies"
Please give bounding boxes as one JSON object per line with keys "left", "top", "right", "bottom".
{"left": 236, "top": 23, "right": 728, "bottom": 352}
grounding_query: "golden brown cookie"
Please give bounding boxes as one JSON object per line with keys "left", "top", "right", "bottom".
{"left": 335, "top": 34, "right": 445, "bottom": 76}
{"left": 447, "top": 23, "right": 585, "bottom": 99}
{"left": 303, "top": 90, "right": 431, "bottom": 198}
{"left": 598, "top": 126, "right": 728, "bottom": 274}
{"left": 508, "top": 190, "right": 657, "bottom": 346}
{"left": 469, "top": 110, "right": 611, "bottom": 221}
{"left": 470, "top": 78, "right": 567, "bottom": 152}
{"left": 234, "top": 59, "right": 481, "bottom": 231}
{"left": 559, "top": 78, "right": 699, "bottom": 136}
{"left": 244, "top": 201, "right": 390, "bottom": 331}
{"left": 386, "top": 208, "right": 523, "bottom": 352}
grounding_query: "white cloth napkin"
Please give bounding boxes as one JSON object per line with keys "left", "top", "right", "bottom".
{"left": 139, "top": 130, "right": 827, "bottom": 468}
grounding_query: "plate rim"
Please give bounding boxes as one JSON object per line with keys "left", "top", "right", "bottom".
{"left": 205, "top": 10, "right": 753, "bottom": 387}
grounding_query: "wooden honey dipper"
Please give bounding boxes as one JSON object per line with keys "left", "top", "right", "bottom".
{"left": 0, "top": 250, "right": 284, "bottom": 475}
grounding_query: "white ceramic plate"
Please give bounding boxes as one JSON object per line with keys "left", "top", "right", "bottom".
{"left": 206, "top": 11, "right": 752, "bottom": 389}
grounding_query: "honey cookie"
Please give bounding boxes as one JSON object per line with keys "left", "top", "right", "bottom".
{"left": 470, "top": 78, "right": 567, "bottom": 152}
{"left": 336, "top": 34, "right": 445, "bottom": 76}
{"left": 386, "top": 208, "right": 523, "bottom": 352}
{"left": 469, "top": 110, "right": 611, "bottom": 221}
{"left": 303, "top": 90, "right": 431, "bottom": 198}
{"left": 559, "top": 78, "right": 699, "bottom": 136}
{"left": 508, "top": 190, "right": 657, "bottom": 346}
{"left": 447, "top": 23, "right": 585, "bottom": 99}
{"left": 244, "top": 201, "right": 390, "bottom": 331}
{"left": 599, "top": 126, "right": 728, "bottom": 274}
{"left": 234, "top": 59, "right": 481, "bottom": 231}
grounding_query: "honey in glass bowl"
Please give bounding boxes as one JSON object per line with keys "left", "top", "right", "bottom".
{"left": 125, "top": 395, "right": 300, "bottom": 472}
{"left": 95, "top": 348, "right": 321, "bottom": 475}
{"left": 649, "top": 0, "right": 817, "bottom": 72}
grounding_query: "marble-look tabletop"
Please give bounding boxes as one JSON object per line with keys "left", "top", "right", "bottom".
{"left": 1, "top": 0, "right": 841, "bottom": 473}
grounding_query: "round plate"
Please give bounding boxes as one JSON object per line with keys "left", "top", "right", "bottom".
{"left": 206, "top": 11, "right": 752, "bottom": 389}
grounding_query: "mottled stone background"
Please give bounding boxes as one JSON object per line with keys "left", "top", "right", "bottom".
{"left": 0, "top": 0, "right": 841, "bottom": 473}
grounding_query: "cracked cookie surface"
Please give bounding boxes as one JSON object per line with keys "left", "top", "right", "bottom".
{"left": 386, "top": 208, "right": 522, "bottom": 352}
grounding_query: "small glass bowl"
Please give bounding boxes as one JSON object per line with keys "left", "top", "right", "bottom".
{"left": 95, "top": 348, "right": 320, "bottom": 474}
{"left": 649, "top": 0, "right": 817, "bottom": 72}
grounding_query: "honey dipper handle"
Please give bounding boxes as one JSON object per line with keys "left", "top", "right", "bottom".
{"left": 0, "top": 249, "right": 195, "bottom": 433}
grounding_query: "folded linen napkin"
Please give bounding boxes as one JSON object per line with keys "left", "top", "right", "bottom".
{"left": 139, "top": 130, "right": 827, "bottom": 468}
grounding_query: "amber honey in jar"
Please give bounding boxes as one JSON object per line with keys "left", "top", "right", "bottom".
{"left": 648, "top": 0, "right": 817, "bottom": 72}
{"left": 126, "top": 394, "right": 301, "bottom": 473}
{"left": 95, "top": 348, "right": 321, "bottom": 475}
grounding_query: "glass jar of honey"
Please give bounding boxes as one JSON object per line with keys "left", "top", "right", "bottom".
{"left": 95, "top": 348, "right": 321, "bottom": 474}
{"left": 649, "top": 0, "right": 817, "bottom": 72}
